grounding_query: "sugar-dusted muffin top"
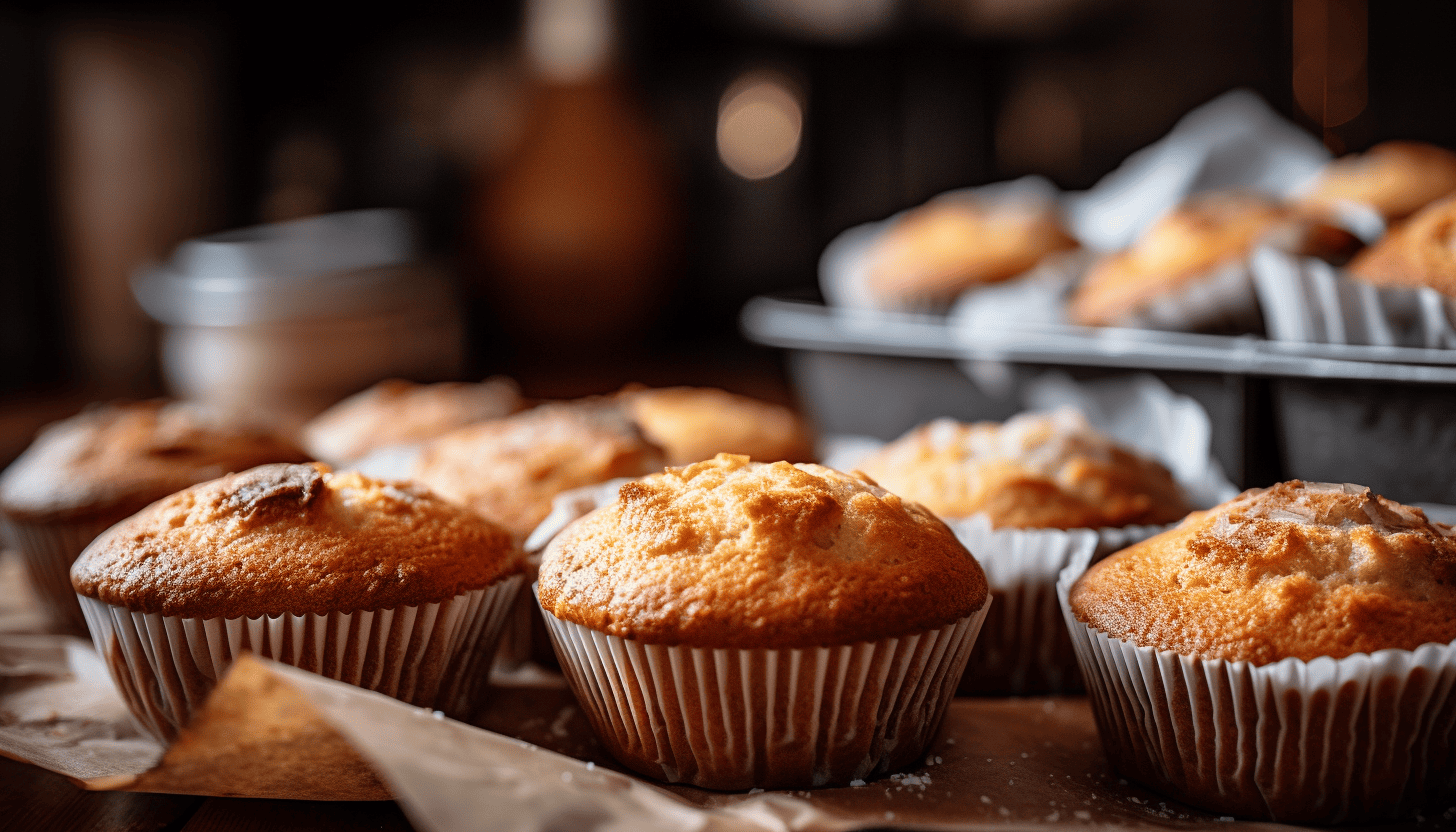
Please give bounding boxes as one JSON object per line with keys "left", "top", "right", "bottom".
{"left": 855, "top": 410, "right": 1189, "bottom": 530}
{"left": 71, "top": 463, "right": 521, "bottom": 619}
{"left": 619, "top": 385, "right": 814, "bottom": 466}
{"left": 300, "top": 376, "right": 523, "bottom": 465}
{"left": 1300, "top": 140, "right": 1456, "bottom": 223}
{"left": 410, "top": 399, "right": 665, "bottom": 540}
{"left": 538, "top": 454, "right": 987, "bottom": 649}
{"left": 1069, "top": 481, "right": 1456, "bottom": 664}
{"left": 1348, "top": 194, "right": 1456, "bottom": 297}
{"left": 0, "top": 400, "right": 309, "bottom": 524}
{"left": 863, "top": 194, "right": 1077, "bottom": 307}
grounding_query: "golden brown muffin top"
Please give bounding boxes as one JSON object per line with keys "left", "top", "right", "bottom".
{"left": 300, "top": 377, "right": 523, "bottom": 465}
{"left": 1069, "top": 191, "right": 1333, "bottom": 327}
{"left": 619, "top": 385, "right": 815, "bottom": 466}
{"left": 0, "top": 400, "right": 309, "bottom": 524}
{"left": 410, "top": 399, "right": 665, "bottom": 540}
{"left": 71, "top": 463, "right": 520, "bottom": 619}
{"left": 1348, "top": 194, "right": 1456, "bottom": 297}
{"left": 1301, "top": 141, "right": 1456, "bottom": 223}
{"left": 856, "top": 410, "right": 1189, "bottom": 530}
{"left": 1069, "top": 481, "right": 1456, "bottom": 664}
{"left": 864, "top": 195, "right": 1077, "bottom": 307}
{"left": 538, "top": 454, "right": 987, "bottom": 649}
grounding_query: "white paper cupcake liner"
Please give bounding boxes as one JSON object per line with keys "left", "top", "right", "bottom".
{"left": 945, "top": 515, "right": 1170, "bottom": 695}
{"left": 6, "top": 516, "right": 117, "bottom": 634}
{"left": 493, "top": 553, "right": 562, "bottom": 670}
{"left": 78, "top": 574, "right": 523, "bottom": 741}
{"left": 1252, "top": 246, "right": 1456, "bottom": 349}
{"left": 1057, "top": 548, "right": 1456, "bottom": 823}
{"left": 539, "top": 598, "right": 988, "bottom": 790}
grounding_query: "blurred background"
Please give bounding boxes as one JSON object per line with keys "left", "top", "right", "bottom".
{"left": 0, "top": 0, "right": 1445, "bottom": 458}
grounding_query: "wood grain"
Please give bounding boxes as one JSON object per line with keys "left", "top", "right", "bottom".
{"left": 0, "top": 754, "right": 199, "bottom": 832}
{"left": 180, "top": 798, "right": 416, "bottom": 832}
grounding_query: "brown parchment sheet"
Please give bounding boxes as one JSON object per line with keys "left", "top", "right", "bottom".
{"left": 0, "top": 551, "right": 1448, "bottom": 830}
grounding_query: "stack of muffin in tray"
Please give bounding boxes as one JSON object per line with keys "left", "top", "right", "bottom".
{"left": 4, "top": 373, "right": 1455, "bottom": 824}
{"left": 831, "top": 131, "right": 1456, "bottom": 349}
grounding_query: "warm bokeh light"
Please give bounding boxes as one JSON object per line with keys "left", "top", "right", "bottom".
{"left": 525, "top": 0, "right": 612, "bottom": 82}
{"left": 716, "top": 73, "right": 803, "bottom": 181}
{"left": 735, "top": 0, "right": 897, "bottom": 41}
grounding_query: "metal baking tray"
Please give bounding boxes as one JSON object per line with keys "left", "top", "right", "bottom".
{"left": 743, "top": 296, "right": 1456, "bottom": 382}
{"left": 742, "top": 296, "right": 1456, "bottom": 503}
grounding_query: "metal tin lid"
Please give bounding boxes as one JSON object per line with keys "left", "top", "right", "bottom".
{"left": 132, "top": 209, "right": 438, "bottom": 327}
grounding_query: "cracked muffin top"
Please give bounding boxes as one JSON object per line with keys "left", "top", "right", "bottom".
{"left": 537, "top": 453, "right": 987, "bottom": 649}
{"left": 71, "top": 463, "right": 521, "bottom": 619}
{"left": 1069, "top": 480, "right": 1456, "bottom": 664}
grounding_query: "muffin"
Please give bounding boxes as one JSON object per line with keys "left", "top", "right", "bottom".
{"left": 1300, "top": 140, "right": 1456, "bottom": 223}
{"left": 1255, "top": 194, "right": 1456, "bottom": 351}
{"left": 1348, "top": 193, "right": 1456, "bottom": 296}
{"left": 1069, "top": 191, "right": 1354, "bottom": 330}
{"left": 410, "top": 399, "right": 664, "bottom": 541}
{"left": 856, "top": 410, "right": 1190, "bottom": 694}
{"left": 411, "top": 399, "right": 666, "bottom": 668}
{"left": 617, "top": 385, "right": 814, "bottom": 465}
{"left": 299, "top": 376, "right": 523, "bottom": 467}
{"left": 1062, "top": 481, "right": 1456, "bottom": 823}
{"left": 857, "top": 410, "right": 1189, "bottom": 531}
{"left": 1251, "top": 192, "right": 1456, "bottom": 350}
{"left": 0, "top": 400, "right": 308, "bottom": 632}
{"left": 537, "top": 454, "right": 989, "bottom": 790}
{"left": 861, "top": 191, "right": 1077, "bottom": 308}
{"left": 72, "top": 462, "right": 523, "bottom": 741}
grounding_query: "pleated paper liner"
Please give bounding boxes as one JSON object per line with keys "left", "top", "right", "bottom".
{"left": 1252, "top": 245, "right": 1456, "bottom": 349}
{"left": 945, "top": 515, "right": 1171, "bottom": 695}
{"left": 7, "top": 516, "right": 117, "bottom": 634}
{"left": 79, "top": 574, "right": 523, "bottom": 742}
{"left": 1056, "top": 548, "right": 1456, "bottom": 823}
{"left": 539, "top": 596, "right": 988, "bottom": 791}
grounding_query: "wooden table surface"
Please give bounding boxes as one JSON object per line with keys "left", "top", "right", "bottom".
{"left": 0, "top": 754, "right": 418, "bottom": 832}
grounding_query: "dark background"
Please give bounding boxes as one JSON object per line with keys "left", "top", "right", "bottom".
{"left": 0, "top": 0, "right": 1444, "bottom": 407}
